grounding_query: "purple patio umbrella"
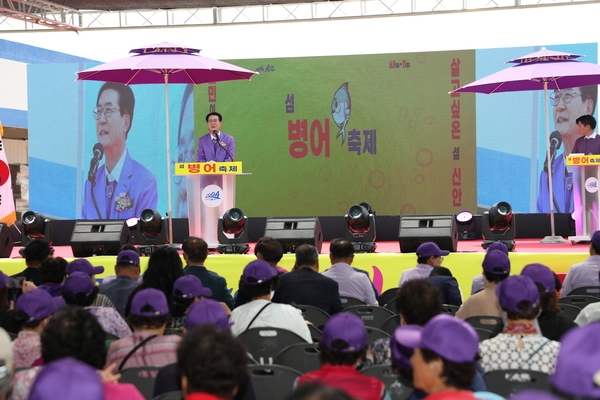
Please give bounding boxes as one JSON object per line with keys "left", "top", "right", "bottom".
{"left": 452, "top": 48, "right": 600, "bottom": 243}
{"left": 77, "top": 42, "right": 257, "bottom": 243}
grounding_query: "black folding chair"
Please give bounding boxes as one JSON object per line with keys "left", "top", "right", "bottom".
{"left": 344, "top": 305, "right": 396, "bottom": 329}
{"left": 559, "top": 303, "right": 582, "bottom": 322}
{"left": 361, "top": 365, "right": 414, "bottom": 400}
{"left": 379, "top": 314, "right": 401, "bottom": 336}
{"left": 566, "top": 286, "right": 600, "bottom": 297}
{"left": 307, "top": 324, "right": 322, "bottom": 343}
{"left": 274, "top": 343, "right": 321, "bottom": 373}
{"left": 465, "top": 315, "right": 503, "bottom": 338}
{"left": 340, "top": 296, "right": 366, "bottom": 308}
{"left": 119, "top": 366, "right": 161, "bottom": 400}
{"left": 366, "top": 326, "right": 390, "bottom": 343}
{"left": 558, "top": 295, "right": 600, "bottom": 310}
{"left": 294, "top": 304, "right": 331, "bottom": 330}
{"left": 378, "top": 288, "right": 399, "bottom": 308}
{"left": 237, "top": 327, "right": 308, "bottom": 365}
{"left": 484, "top": 369, "right": 551, "bottom": 398}
{"left": 384, "top": 298, "right": 397, "bottom": 312}
{"left": 247, "top": 364, "right": 302, "bottom": 400}
{"left": 441, "top": 304, "right": 460, "bottom": 316}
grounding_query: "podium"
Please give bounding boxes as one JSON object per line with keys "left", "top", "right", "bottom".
{"left": 566, "top": 155, "right": 600, "bottom": 243}
{"left": 175, "top": 162, "right": 246, "bottom": 247}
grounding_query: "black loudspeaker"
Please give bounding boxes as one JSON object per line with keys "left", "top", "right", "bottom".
{"left": 70, "top": 220, "right": 129, "bottom": 257}
{"left": 0, "top": 223, "right": 14, "bottom": 258}
{"left": 398, "top": 215, "right": 457, "bottom": 253}
{"left": 264, "top": 217, "right": 323, "bottom": 253}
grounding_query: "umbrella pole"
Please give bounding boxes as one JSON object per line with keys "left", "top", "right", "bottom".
{"left": 541, "top": 81, "right": 567, "bottom": 244}
{"left": 164, "top": 75, "right": 174, "bottom": 244}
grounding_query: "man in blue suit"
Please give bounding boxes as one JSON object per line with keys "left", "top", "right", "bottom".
{"left": 82, "top": 82, "right": 158, "bottom": 219}
{"left": 196, "top": 112, "right": 235, "bottom": 162}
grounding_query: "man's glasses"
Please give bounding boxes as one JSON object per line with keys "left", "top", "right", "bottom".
{"left": 207, "top": 119, "right": 220, "bottom": 123}
{"left": 93, "top": 107, "right": 120, "bottom": 120}
{"left": 550, "top": 91, "right": 581, "bottom": 106}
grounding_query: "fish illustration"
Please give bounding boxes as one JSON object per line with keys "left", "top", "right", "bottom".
{"left": 331, "top": 82, "right": 351, "bottom": 145}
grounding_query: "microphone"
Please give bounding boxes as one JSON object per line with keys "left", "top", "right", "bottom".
{"left": 214, "top": 130, "right": 234, "bottom": 161}
{"left": 88, "top": 143, "right": 104, "bottom": 185}
{"left": 544, "top": 131, "right": 562, "bottom": 173}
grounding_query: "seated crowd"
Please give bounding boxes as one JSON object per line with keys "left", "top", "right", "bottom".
{"left": 0, "top": 233, "right": 600, "bottom": 400}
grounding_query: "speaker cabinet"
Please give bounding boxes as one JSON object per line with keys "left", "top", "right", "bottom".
{"left": 0, "top": 223, "right": 14, "bottom": 258}
{"left": 264, "top": 217, "right": 323, "bottom": 253}
{"left": 70, "top": 220, "right": 129, "bottom": 257}
{"left": 398, "top": 215, "right": 457, "bottom": 253}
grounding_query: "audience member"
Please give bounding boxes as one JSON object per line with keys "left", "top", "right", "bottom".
{"left": 106, "top": 288, "right": 180, "bottom": 370}
{"left": 0, "top": 271, "right": 18, "bottom": 334}
{"left": 65, "top": 259, "right": 115, "bottom": 308}
{"left": 410, "top": 314, "right": 480, "bottom": 400}
{"left": 37, "top": 257, "right": 67, "bottom": 297}
{"left": 182, "top": 237, "right": 235, "bottom": 309}
{"left": 62, "top": 271, "right": 131, "bottom": 339}
{"left": 125, "top": 245, "right": 184, "bottom": 316}
{"left": 178, "top": 325, "right": 248, "bottom": 400}
{"left": 389, "top": 325, "right": 424, "bottom": 399}
{"left": 399, "top": 242, "right": 449, "bottom": 286}
{"left": 12, "top": 289, "right": 64, "bottom": 368}
{"left": 574, "top": 267, "right": 600, "bottom": 326}
{"left": 28, "top": 357, "right": 104, "bottom": 400}
{"left": 230, "top": 260, "right": 311, "bottom": 342}
{"left": 456, "top": 250, "right": 510, "bottom": 319}
{"left": 321, "top": 239, "right": 378, "bottom": 306}
{"left": 296, "top": 312, "right": 389, "bottom": 400}
{"left": 471, "top": 242, "right": 508, "bottom": 295}
{"left": 12, "top": 240, "right": 53, "bottom": 286}
{"left": 0, "top": 328, "right": 12, "bottom": 400}
{"left": 427, "top": 266, "right": 462, "bottom": 307}
{"left": 99, "top": 250, "right": 141, "bottom": 316}
{"left": 272, "top": 244, "right": 343, "bottom": 315}
{"left": 521, "top": 264, "right": 576, "bottom": 341}
{"left": 101, "top": 245, "right": 143, "bottom": 284}
{"left": 560, "top": 230, "right": 600, "bottom": 297}
{"left": 166, "top": 274, "right": 212, "bottom": 335}
{"left": 234, "top": 236, "right": 286, "bottom": 308}
{"left": 479, "top": 275, "right": 560, "bottom": 377}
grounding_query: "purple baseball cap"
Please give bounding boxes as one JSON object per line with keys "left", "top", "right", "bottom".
{"left": 116, "top": 250, "right": 140, "bottom": 266}
{"left": 15, "top": 289, "right": 64, "bottom": 323}
{"left": 416, "top": 242, "right": 449, "bottom": 258}
{"left": 417, "top": 314, "right": 479, "bottom": 363}
{"left": 507, "top": 391, "right": 562, "bottom": 400}
{"left": 0, "top": 270, "right": 8, "bottom": 289}
{"left": 496, "top": 275, "right": 540, "bottom": 313}
{"left": 62, "top": 271, "right": 96, "bottom": 300}
{"left": 131, "top": 288, "right": 169, "bottom": 317}
{"left": 482, "top": 250, "right": 511, "bottom": 275}
{"left": 321, "top": 312, "right": 368, "bottom": 353}
{"left": 242, "top": 259, "right": 278, "bottom": 285}
{"left": 28, "top": 357, "right": 103, "bottom": 400}
{"left": 521, "top": 263, "right": 555, "bottom": 293}
{"left": 185, "top": 298, "right": 233, "bottom": 331}
{"left": 486, "top": 242, "right": 509, "bottom": 255}
{"left": 550, "top": 323, "right": 600, "bottom": 398}
{"left": 173, "top": 275, "right": 212, "bottom": 299}
{"left": 591, "top": 230, "right": 600, "bottom": 247}
{"left": 390, "top": 325, "right": 422, "bottom": 370}
{"left": 66, "top": 258, "right": 104, "bottom": 276}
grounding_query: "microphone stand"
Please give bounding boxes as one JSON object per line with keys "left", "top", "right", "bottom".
{"left": 213, "top": 131, "right": 234, "bottom": 161}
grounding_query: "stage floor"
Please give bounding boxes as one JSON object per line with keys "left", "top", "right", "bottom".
{"left": 1, "top": 238, "right": 590, "bottom": 299}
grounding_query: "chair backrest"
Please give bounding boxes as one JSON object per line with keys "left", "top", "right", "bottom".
{"left": 237, "top": 327, "right": 308, "bottom": 365}
{"left": 340, "top": 296, "right": 366, "bottom": 308}
{"left": 361, "top": 365, "right": 414, "bottom": 400}
{"left": 344, "top": 305, "right": 396, "bottom": 328}
{"left": 441, "top": 304, "right": 460, "bottom": 316}
{"left": 473, "top": 327, "right": 494, "bottom": 342}
{"left": 566, "top": 286, "right": 600, "bottom": 297}
{"left": 384, "top": 298, "right": 397, "bottom": 312}
{"left": 273, "top": 343, "right": 321, "bottom": 374}
{"left": 378, "top": 288, "right": 399, "bottom": 308}
{"left": 559, "top": 303, "right": 582, "bottom": 322}
{"left": 294, "top": 304, "right": 331, "bottom": 330}
{"left": 379, "top": 314, "right": 401, "bottom": 336}
{"left": 307, "top": 324, "right": 322, "bottom": 343}
{"left": 247, "top": 364, "right": 302, "bottom": 400}
{"left": 484, "top": 369, "right": 551, "bottom": 398}
{"left": 465, "top": 315, "right": 503, "bottom": 331}
{"left": 558, "top": 295, "right": 600, "bottom": 309}
{"left": 119, "top": 366, "right": 162, "bottom": 400}
{"left": 151, "top": 390, "right": 183, "bottom": 400}
{"left": 366, "top": 326, "right": 390, "bottom": 343}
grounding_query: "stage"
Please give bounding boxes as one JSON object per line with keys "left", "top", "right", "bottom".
{"left": 0, "top": 238, "right": 590, "bottom": 299}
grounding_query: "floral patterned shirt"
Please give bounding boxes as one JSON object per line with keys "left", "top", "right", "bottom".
{"left": 11, "top": 331, "right": 41, "bottom": 369}
{"left": 85, "top": 306, "right": 132, "bottom": 339}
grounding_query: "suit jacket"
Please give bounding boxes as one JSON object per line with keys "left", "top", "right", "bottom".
{"left": 196, "top": 131, "right": 235, "bottom": 162}
{"left": 183, "top": 265, "right": 235, "bottom": 310}
{"left": 272, "top": 268, "right": 343, "bottom": 315}
{"left": 82, "top": 150, "right": 158, "bottom": 219}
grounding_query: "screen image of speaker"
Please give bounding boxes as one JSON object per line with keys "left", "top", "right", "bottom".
{"left": 264, "top": 217, "right": 323, "bottom": 253}
{"left": 398, "top": 215, "right": 457, "bottom": 253}
{"left": 70, "top": 220, "right": 129, "bottom": 257}
{"left": 0, "top": 223, "right": 14, "bottom": 258}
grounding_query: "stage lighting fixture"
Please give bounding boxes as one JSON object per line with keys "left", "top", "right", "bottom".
{"left": 482, "top": 201, "right": 516, "bottom": 251}
{"left": 455, "top": 210, "right": 476, "bottom": 240}
{"left": 135, "top": 209, "right": 169, "bottom": 255}
{"left": 218, "top": 208, "right": 250, "bottom": 254}
{"left": 22, "top": 211, "right": 51, "bottom": 246}
{"left": 343, "top": 202, "right": 377, "bottom": 253}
